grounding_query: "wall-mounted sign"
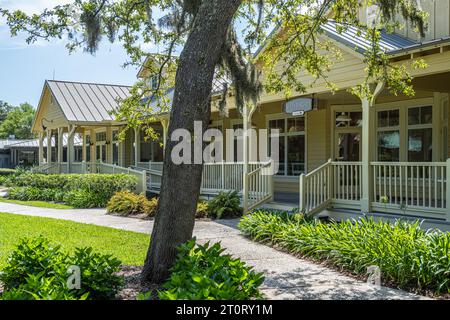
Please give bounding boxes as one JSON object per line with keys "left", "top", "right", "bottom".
{"left": 283, "top": 97, "right": 314, "bottom": 115}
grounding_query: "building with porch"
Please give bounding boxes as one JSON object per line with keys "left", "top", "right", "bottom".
{"left": 32, "top": 2, "right": 450, "bottom": 224}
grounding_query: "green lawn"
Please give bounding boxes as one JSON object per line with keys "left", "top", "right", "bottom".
{"left": 0, "top": 212, "right": 150, "bottom": 268}
{"left": 0, "top": 198, "right": 74, "bottom": 209}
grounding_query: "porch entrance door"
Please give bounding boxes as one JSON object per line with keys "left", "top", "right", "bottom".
{"left": 335, "top": 132, "right": 361, "bottom": 161}
{"left": 96, "top": 144, "right": 107, "bottom": 163}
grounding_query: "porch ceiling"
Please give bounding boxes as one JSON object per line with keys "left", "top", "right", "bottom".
{"left": 412, "top": 72, "right": 450, "bottom": 93}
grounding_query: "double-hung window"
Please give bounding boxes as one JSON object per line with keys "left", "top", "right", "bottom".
{"left": 407, "top": 106, "right": 432, "bottom": 162}
{"left": 268, "top": 116, "right": 305, "bottom": 176}
{"left": 377, "top": 109, "right": 400, "bottom": 161}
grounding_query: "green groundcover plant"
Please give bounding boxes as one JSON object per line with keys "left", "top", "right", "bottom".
{"left": 142, "top": 240, "right": 264, "bottom": 300}
{"left": 5, "top": 173, "right": 137, "bottom": 208}
{"left": 0, "top": 236, "right": 123, "bottom": 300}
{"left": 207, "top": 191, "right": 243, "bottom": 219}
{"left": 239, "top": 210, "right": 450, "bottom": 295}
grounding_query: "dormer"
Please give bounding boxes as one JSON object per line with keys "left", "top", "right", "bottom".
{"left": 358, "top": 0, "right": 450, "bottom": 41}
{"left": 137, "top": 54, "right": 177, "bottom": 90}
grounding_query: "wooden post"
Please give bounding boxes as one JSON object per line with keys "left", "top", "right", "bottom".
{"left": 106, "top": 127, "right": 112, "bottom": 164}
{"left": 142, "top": 170, "right": 147, "bottom": 194}
{"left": 361, "top": 83, "right": 384, "bottom": 213}
{"left": 81, "top": 128, "right": 87, "bottom": 162}
{"left": 67, "top": 125, "right": 76, "bottom": 173}
{"left": 46, "top": 130, "right": 52, "bottom": 165}
{"left": 38, "top": 132, "right": 44, "bottom": 166}
{"left": 299, "top": 173, "right": 306, "bottom": 213}
{"left": 446, "top": 158, "right": 450, "bottom": 221}
{"left": 134, "top": 127, "right": 140, "bottom": 167}
{"left": 57, "top": 128, "right": 64, "bottom": 172}
{"left": 243, "top": 103, "right": 257, "bottom": 213}
{"left": 161, "top": 118, "right": 169, "bottom": 152}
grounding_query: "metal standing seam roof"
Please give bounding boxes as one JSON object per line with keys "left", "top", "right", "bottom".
{"left": 46, "top": 80, "right": 132, "bottom": 123}
{"left": 320, "top": 20, "right": 418, "bottom": 54}
{"left": 4, "top": 134, "right": 83, "bottom": 149}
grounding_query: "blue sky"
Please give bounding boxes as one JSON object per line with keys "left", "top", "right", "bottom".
{"left": 0, "top": 0, "right": 141, "bottom": 107}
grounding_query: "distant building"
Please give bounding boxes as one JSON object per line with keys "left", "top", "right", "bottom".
{"left": 0, "top": 135, "right": 82, "bottom": 168}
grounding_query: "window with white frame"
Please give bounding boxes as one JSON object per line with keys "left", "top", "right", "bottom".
{"left": 407, "top": 106, "right": 432, "bottom": 162}
{"left": 377, "top": 109, "right": 400, "bottom": 161}
{"left": 269, "top": 116, "right": 305, "bottom": 176}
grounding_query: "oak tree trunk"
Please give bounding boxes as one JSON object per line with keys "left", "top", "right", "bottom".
{"left": 141, "top": 0, "right": 242, "bottom": 284}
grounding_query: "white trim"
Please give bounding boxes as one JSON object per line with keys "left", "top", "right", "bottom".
{"left": 265, "top": 112, "right": 306, "bottom": 176}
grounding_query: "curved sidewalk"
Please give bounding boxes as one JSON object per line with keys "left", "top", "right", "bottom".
{"left": 0, "top": 202, "right": 427, "bottom": 300}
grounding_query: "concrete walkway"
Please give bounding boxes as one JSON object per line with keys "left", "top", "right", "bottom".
{"left": 0, "top": 202, "right": 426, "bottom": 300}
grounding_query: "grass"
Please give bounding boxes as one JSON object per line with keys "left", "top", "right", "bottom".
{"left": 0, "top": 198, "right": 74, "bottom": 209}
{"left": 239, "top": 210, "right": 450, "bottom": 296}
{"left": 0, "top": 212, "right": 150, "bottom": 269}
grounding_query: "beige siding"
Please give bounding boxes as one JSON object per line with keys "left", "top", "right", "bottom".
{"left": 394, "top": 0, "right": 450, "bottom": 41}
{"left": 306, "top": 109, "right": 329, "bottom": 172}
{"left": 34, "top": 88, "right": 68, "bottom": 132}
{"left": 260, "top": 42, "right": 366, "bottom": 103}
{"left": 124, "top": 128, "right": 135, "bottom": 166}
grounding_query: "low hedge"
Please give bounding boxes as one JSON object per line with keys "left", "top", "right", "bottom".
{"left": 6, "top": 173, "right": 137, "bottom": 208}
{"left": 239, "top": 211, "right": 450, "bottom": 295}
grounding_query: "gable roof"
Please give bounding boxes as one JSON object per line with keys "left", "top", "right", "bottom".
{"left": 46, "top": 80, "right": 132, "bottom": 123}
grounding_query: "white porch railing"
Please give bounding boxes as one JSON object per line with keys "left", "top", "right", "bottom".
{"left": 371, "top": 162, "right": 447, "bottom": 217}
{"left": 141, "top": 161, "right": 273, "bottom": 209}
{"left": 299, "top": 160, "right": 333, "bottom": 216}
{"left": 300, "top": 159, "right": 450, "bottom": 220}
{"left": 246, "top": 161, "right": 274, "bottom": 211}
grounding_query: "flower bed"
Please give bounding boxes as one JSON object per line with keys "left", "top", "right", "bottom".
{"left": 239, "top": 210, "right": 450, "bottom": 296}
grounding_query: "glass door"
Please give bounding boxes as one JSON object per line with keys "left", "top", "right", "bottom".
{"left": 334, "top": 110, "right": 362, "bottom": 161}
{"left": 336, "top": 132, "right": 361, "bottom": 161}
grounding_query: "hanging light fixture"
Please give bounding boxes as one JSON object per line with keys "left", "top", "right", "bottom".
{"left": 336, "top": 112, "right": 352, "bottom": 122}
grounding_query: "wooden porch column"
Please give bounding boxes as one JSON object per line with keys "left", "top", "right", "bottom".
{"left": 67, "top": 125, "right": 76, "bottom": 173}
{"left": 38, "top": 132, "right": 44, "bottom": 166}
{"left": 106, "top": 127, "right": 112, "bottom": 164}
{"left": 243, "top": 103, "right": 256, "bottom": 213}
{"left": 361, "top": 83, "right": 384, "bottom": 213}
{"left": 57, "top": 127, "right": 64, "bottom": 163}
{"left": 161, "top": 118, "right": 169, "bottom": 152}
{"left": 46, "top": 130, "right": 52, "bottom": 164}
{"left": 90, "top": 128, "right": 96, "bottom": 161}
{"left": 81, "top": 128, "right": 87, "bottom": 162}
{"left": 134, "top": 127, "right": 141, "bottom": 166}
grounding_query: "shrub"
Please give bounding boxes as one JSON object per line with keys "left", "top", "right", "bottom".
{"left": 158, "top": 240, "right": 264, "bottom": 300}
{"left": 8, "top": 187, "right": 64, "bottom": 202}
{"left": 107, "top": 191, "right": 157, "bottom": 217}
{"left": 239, "top": 211, "right": 450, "bottom": 295}
{"left": 0, "top": 236, "right": 68, "bottom": 291}
{"left": 207, "top": 191, "right": 242, "bottom": 219}
{"left": 0, "top": 236, "right": 124, "bottom": 300}
{"left": 69, "top": 247, "right": 123, "bottom": 300}
{"left": 7, "top": 173, "right": 136, "bottom": 195}
{"left": 6, "top": 173, "right": 137, "bottom": 208}
{"left": 0, "top": 274, "right": 87, "bottom": 301}
{"left": 0, "top": 176, "right": 7, "bottom": 186}
{"left": 196, "top": 201, "right": 209, "bottom": 219}
{"left": 63, "top": 189, "right": 108, "bottom": 208}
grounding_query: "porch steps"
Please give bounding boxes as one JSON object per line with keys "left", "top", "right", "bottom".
{"left": 259, "top": 201, "right": 297, "bottom": 212}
